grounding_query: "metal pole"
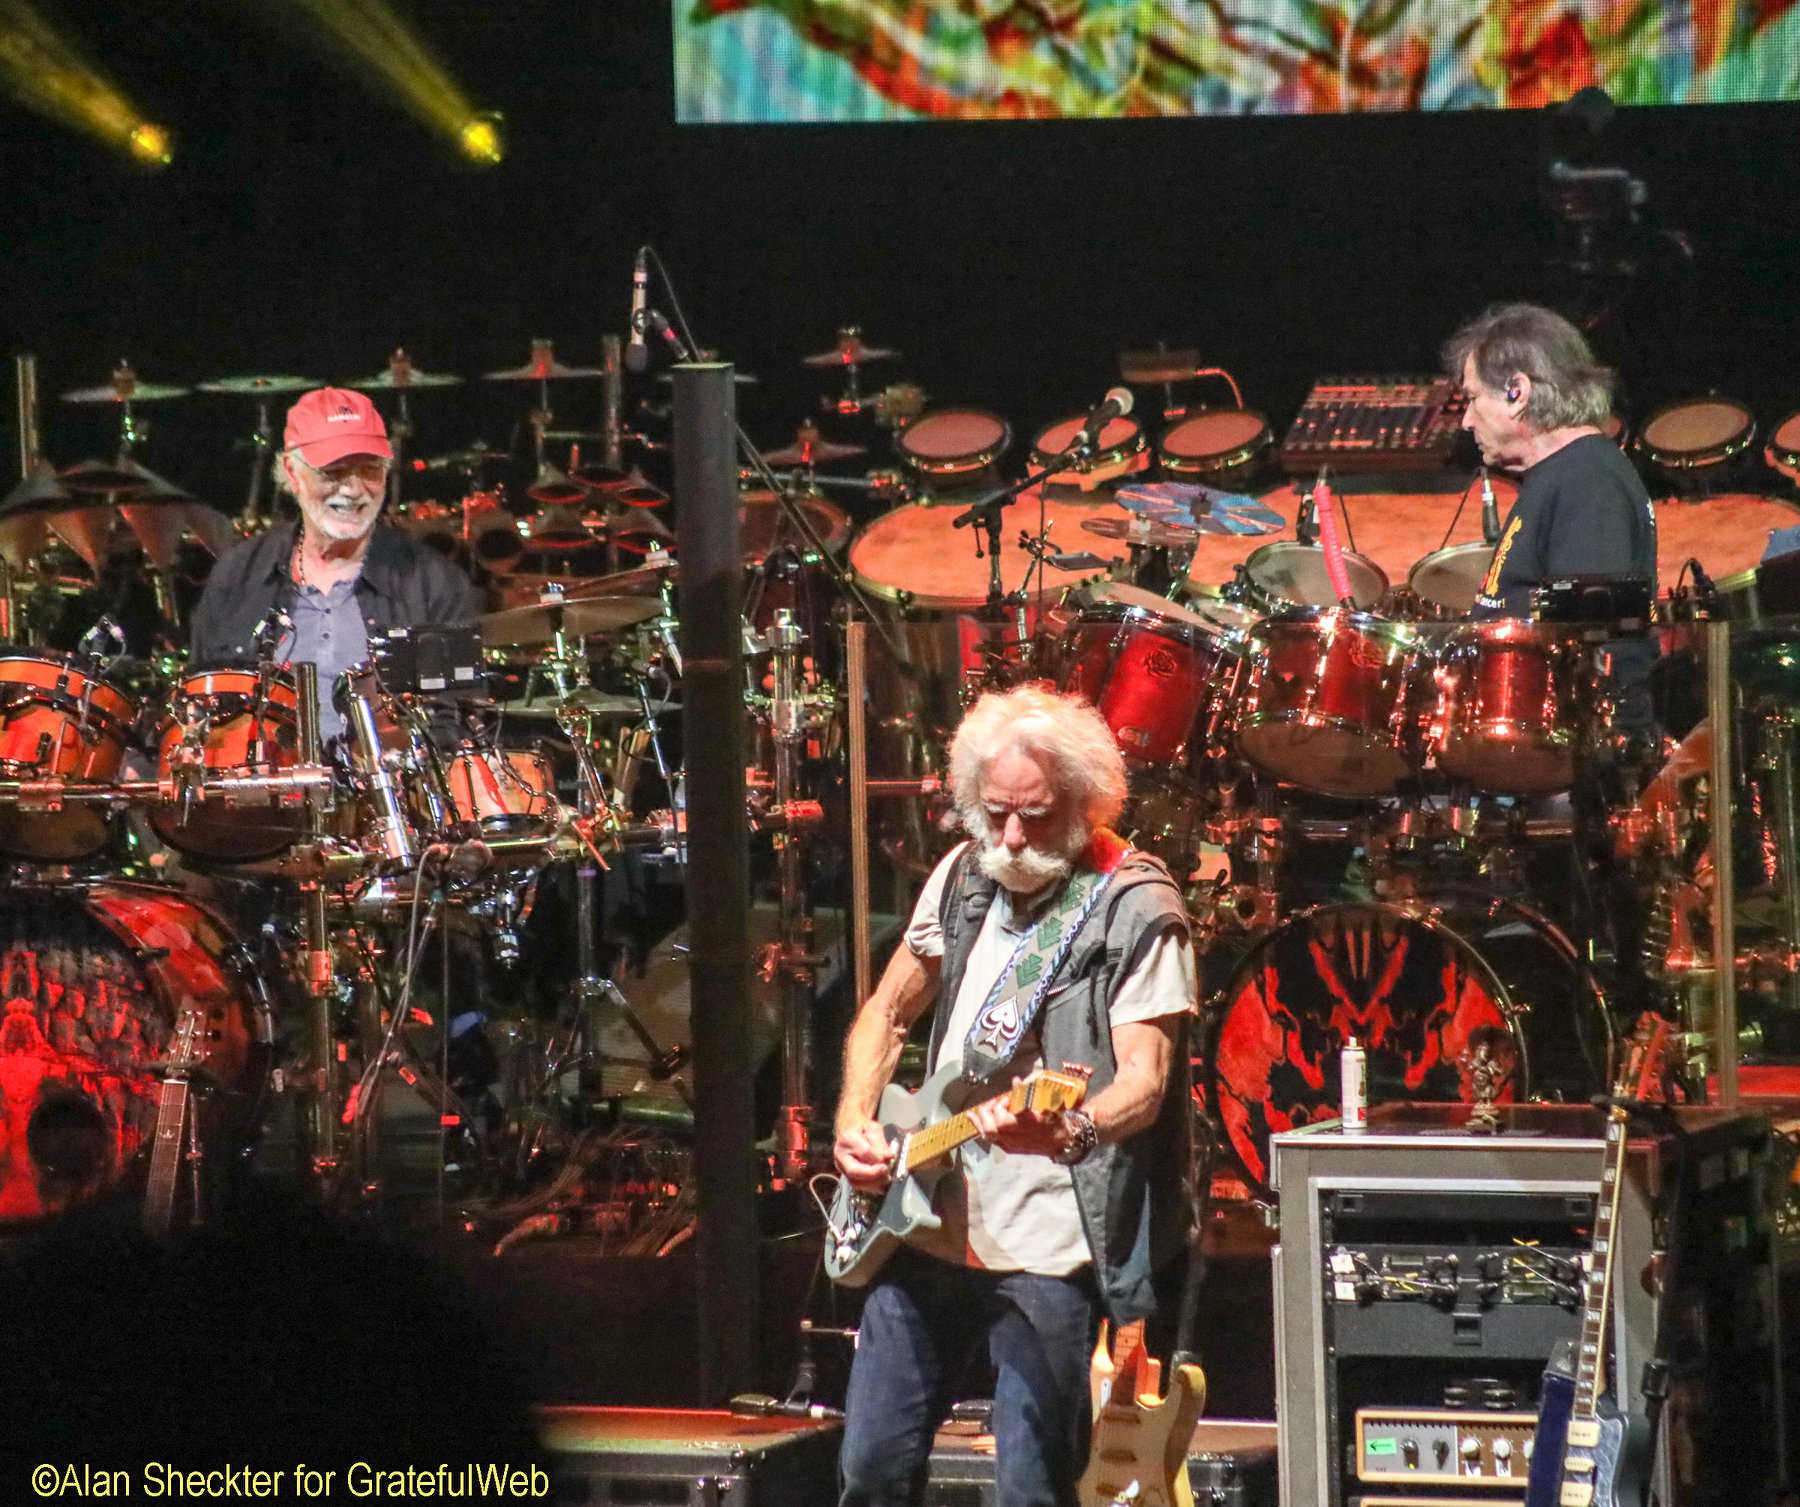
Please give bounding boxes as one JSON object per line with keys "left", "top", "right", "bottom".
{"left": 14, "top": 354, "right": 39, "bottom": 479}
{"left": 294, "top": 662, "right": 341, "bottom": 1181}
{"left": 675, "top": 361, "right": 758, "bottom": 1405}
{"left": 847, "top": 618, "right": 873, "bottom": 1009}
{"left": 1706, "top": 620, "right": 1738, "bottom": 1107}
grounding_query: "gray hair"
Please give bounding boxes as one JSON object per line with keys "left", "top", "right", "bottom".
{"left": 1442, "top": 302, "right": 1613, "bottom": 432}
{"left": 949, "top": 684, "right": 1127, "bottom": 835}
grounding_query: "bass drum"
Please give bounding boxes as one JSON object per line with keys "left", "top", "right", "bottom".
{"left": 0, "top": 883, "right": 272, "bottom": 1227}
{"left": 1204, "top": 898, "right": 1612, "bottom": 1192}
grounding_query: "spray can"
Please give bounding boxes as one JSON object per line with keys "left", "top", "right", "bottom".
{"left": 1340, "top": 1035, "right": 1367, "bottom": 1131}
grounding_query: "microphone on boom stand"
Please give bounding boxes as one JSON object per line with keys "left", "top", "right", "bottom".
{"left": 1480, "top": 467, "right": 1500, "bottom": 545}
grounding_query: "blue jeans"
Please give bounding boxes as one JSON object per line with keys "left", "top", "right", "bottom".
{"left": 838, "top": 1247, "right": 1100, "bottom": 1507}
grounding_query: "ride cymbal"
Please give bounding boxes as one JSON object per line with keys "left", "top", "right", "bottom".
{"left": 476, "top": 594, "right": 665, "bottom": 649}
{"left": 803, "top": 329, "right": 899, "bottom": 367}
{"left": 761, "top": 422, "right": 866, "bottom": 467}
{"left": 63, "top": 373, "right": 190, "bottom": 403}
{"left": 197, "top": 375, "right": 321, "bottom": 397}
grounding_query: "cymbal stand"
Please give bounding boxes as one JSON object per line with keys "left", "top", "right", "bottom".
{"left": 293, "top": 662, "right": 343, "bottom": 1189}
{"left": 239, "top": 393, "right": 279, "bottom": 528}
{"left": 1759, "top": 706, "right": 1800, "bottom": 1017}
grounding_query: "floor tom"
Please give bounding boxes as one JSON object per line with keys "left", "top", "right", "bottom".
{"left": 0, "top": 651, "right": 137, "bottom": 861}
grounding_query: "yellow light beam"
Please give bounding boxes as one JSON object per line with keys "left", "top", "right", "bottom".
{"left": 0, "top": 0, "right": 172, "bottom": 165}
{"left": 276, "top": 0, "right": 503, "bottom": 165}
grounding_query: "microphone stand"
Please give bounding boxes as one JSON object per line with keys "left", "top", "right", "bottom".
{"left": 951, "top": 431, "right": 1099, "bottom": 618}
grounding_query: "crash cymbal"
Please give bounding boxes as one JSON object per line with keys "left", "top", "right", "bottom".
{"left": 348, "top": 363, "right": 462, "bottom": 391}
{"left": 1118, "top": 349, "right": 1199, "bottom": 385}
{"left": 0, "top": 463, "right": 74, "bottom": 516}
{"left": 761, "top": 422, "right": 866, "bottom": 468}
{"left": 196, "top": 375, "right": 321, "bottom": 397}
{"left": 63, "top": 365, "right": 190, "bottom": 403}
{"left": 1081, "top": 515, "right": 1196, "bottom": 550}
{"left": 476, "top": 593, "right": 665, "bottom": 649}
{"left": 484, "top": 339, "right": 606, "bottom": 382}
{"left": 803, "top": 329, "right": 899, "bottom": 367}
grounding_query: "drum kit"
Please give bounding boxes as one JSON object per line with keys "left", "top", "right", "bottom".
{"left": 6, "top": 327, "right": 1800, "bottom": 1228}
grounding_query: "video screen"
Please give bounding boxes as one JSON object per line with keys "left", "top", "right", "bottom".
{"left": 673, "top": 0, "right": 1800, "bottom": 122}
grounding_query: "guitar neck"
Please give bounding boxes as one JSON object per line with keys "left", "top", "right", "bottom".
{"left": 142, "top": 1081, "right": 191, "bottom": 1239}
{"left": 904, "top": 1106, "right": 985, "bottom": 1173}
{"left": 1572, "top": 1107, "right": 1630, "bottom": 1418}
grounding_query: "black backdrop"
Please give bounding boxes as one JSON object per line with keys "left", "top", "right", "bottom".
{"left": 4, "top": 0, "right": 1798, "bottom": 508}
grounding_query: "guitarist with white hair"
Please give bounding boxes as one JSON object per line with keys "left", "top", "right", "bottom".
{"left": 832, "top": 685, "right": 1198, "bottom": 1507}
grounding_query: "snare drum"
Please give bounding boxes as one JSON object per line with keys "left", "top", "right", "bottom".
{"left": 1052, "top": 583, "right": 1242, "bottom": 785}
{"left": 0, "top": 651, "right": 137, "bottom": 861}
{"left": 1157, "top": 408, "right": 1271, "bottom": 487}
{"left": 1234, "top": 608, "right": 1421, "bottom": 798}
{"left": 441, "top": 743, "right": 558, "bottom": 836}
{"left": 1427, "top": 620, "right": 1585, "bottom": 794}
{"left": 1405, "top": 542, "right": 1493, "bottom": 618}
{"left": 1205, "top": 897, "right": 1611, "bottom": 1191}
{"left": 1237, "top": 539, "right": 1388, "bottom": 611}
{"left": 1637, "top": 396, "right": 1755, "bottom": 472}
{"left": 896, "top": 409, "right": 1011, "bottom": 482}
{"left": 1029, "top": 413, "right": 1149, "bottom": 488}
{"left": 150, "top": 667, "right": 303, "bottom": 863}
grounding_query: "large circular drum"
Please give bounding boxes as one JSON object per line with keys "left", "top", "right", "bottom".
{"left": 1157, "top": 408, "right": 1271, "bottom": 488}
{"left": 1405, "top": 542, "right": 1493, "bottom": 618}
{"left": 0, "top": 650, "right": 137, "bottom": 862}
{"left": 0, "top": 883, "right": 272, "bottom": 1226}
{"left": 1205, "top": 897, "right": 1612, "bottom": 1191}
{"left": 1636, "top": 395, "right": 1755, "bottom": 473}
{"left": 1234, "top": 608, "right": 1422, "bottom": 798}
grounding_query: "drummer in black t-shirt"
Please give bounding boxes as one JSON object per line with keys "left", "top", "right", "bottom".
{"left": 1442, "top": 302, "right": 1658, "bottom": 736}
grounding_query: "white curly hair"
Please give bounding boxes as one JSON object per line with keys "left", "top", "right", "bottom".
{"left": 948, "top": 684, "right": 1127, "bottom": 838}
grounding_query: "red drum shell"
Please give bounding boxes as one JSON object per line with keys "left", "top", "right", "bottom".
{"left": 1053, "top": 586, "right": 1241, "bottom": 781}
{"left": 443, "top": 745, "right": 558, "bottom": 835}
{"left": 0, "top": 652, "right": 137, "bottom": 861}
{"left": 1428, "top": 621, "right": 1583, "bottom": 794}
{"left": 1234, "top": 609, "right": 1420, "bottom": 798}
{"left": 150, "top": 668, "right": 304, "bottom": 863}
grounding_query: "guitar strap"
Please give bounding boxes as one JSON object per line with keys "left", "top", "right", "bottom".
{"left": 960, "top": 857, "right": 1124, "bottom": 1083}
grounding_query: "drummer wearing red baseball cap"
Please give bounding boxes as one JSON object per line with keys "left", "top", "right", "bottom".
{"left": 191, "top": 386, "right": 475, "bottom": 734}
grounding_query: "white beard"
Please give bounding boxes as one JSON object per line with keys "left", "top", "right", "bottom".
{"left": 971, "top": 812, "right": 1090, "bottom": 895}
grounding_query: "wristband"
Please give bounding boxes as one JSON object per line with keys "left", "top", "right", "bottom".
{"left": 1054, "top": 1109, "right": 1099, "bottom": 1166}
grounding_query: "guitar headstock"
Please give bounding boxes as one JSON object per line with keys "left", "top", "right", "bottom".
{"left": 1010, "top": 1063, "right": 1092, "bottom": 1116}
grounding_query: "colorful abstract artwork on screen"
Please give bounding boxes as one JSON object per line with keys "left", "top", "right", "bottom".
{"left": 674, "top": 0, "right": 1800, "bottom": 121}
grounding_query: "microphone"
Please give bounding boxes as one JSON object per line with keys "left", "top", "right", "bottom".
{"left": 1480, "top": 468, "right": 1500, "bottom": 545}
{"left": 1688, "top": 558, "right": 1717, "bottom": 604}
{"left": 1294, "top": 489, "right": 1317, "bottom": 546}
{"left": 625, "top": 247, "right": 649, "bottom": 374}
{"left": 253, "top": 607, "right": 293, "bottom": 662}
{"left": 1070, "top": 386, "right": 1133, "bottom": 452}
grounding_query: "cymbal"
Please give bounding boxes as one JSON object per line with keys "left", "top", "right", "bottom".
{"left": 527, "top": 465, "right": 588, "bottom": 506}
{"left": 524, "top": 504, "right": 592, "bottom": 548}
{"left": 570, "top": 465, "right": 668, "bottom": 508}
{"left": 484, "top": 358, "right": 606, "bottom": 382}
{"left": 761, "top": 423, "right": 866, "bottom": 467}
{"left": 504, "top": 686, "right": 643, "bottom": 721}
{"left": 196, "top": 375, "right": 321, "bottom": 397}
{"left": 1118, "top": 349, "right": 1199, "bottom": 385}
{"left": 477, "top": 593, "right": 665, "bottom": 649}
{"left": 1081, "top": 515, "right": 1195, "bottom": 549}
{"left": 349, "top": 366, "right": 462, "bottom": 390}
{"left": 0, "top": 463, "right": 73, "bottom": 516}
{"left": 63, "top": 374, "right": 190, "bottom": 403}
{"left": 423, "top": 443, "right": 508, "bottom": 471}
{"left": 803, "top": 331, "right": 899, "bottom": 367}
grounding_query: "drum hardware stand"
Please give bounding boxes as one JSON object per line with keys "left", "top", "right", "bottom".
{"left": 236, "top": 390, "right": 282, "bottom": 529}
{"left": 291, "top": 662, "right": 344, "bottom": 1187}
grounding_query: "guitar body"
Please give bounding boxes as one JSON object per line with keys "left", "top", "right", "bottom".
{"left": 1560, "top": 1399, "right": 1650, "bottom": 1507}
{"left": 1524, "top": 1357, "right": 1574, "bottom": 1507}
{"left": 1078, "top": 1320, "right": 1207, "bottom": 1507}
{"left": 824, "top": 1063, "right": 971, "bottom": 1288}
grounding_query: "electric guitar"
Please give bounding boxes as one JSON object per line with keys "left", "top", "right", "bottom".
{"left": 824, "top": 1061, "right": 1091, "bottom": 1287}
{"left": 1524, "top": 1014, "right": 1670, "bottom": 1507}
{"left": 1078, "top": 1318, "right": 1207, "bottom": 1507}
{"left": 142, "top": 1008, "right": 203, "bottom": 1240}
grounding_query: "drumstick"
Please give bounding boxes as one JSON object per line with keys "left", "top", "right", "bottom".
{"left": 1314, "top": 467, "right": 1356, "bottom": 609}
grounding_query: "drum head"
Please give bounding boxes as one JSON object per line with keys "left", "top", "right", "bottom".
{"left": 849, "top": 502, "right": 1102, "bottom": 610}
{"left": 1161, "top": 408, "right": 1268, "bottom": 463}
{"left": 897, "top": 409, "right": 1010, "bottom": 470}
{"left": 1031, "top": 414, "right": 1143, "bottom": 466}
{"left": 1206, "top": 898, "right": 1609, "bottom": 1191}
{"left": 1243, "top": 541, "right": 1387, "bottom": 609}
{"left": 1080, "top": 580, "right": 1242, "bottom": 643}
{"left": 738, "top": 490, "right": 851, "bottom": 564}
{"left": 1406, "top": 542, "right": 1492, "bottom": 616}
{"left": 1638, "top": 397, "right": 1754, "bottom": 468}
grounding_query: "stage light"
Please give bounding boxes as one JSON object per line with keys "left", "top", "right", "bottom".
{"left": 458, "top": 113, "right": 504, "bottom": 167}
{"left": 0, "top": 0, "right": 173, "bottom": 167}
{"left": 277, "top": 0, "right": 502, "bottom": 166}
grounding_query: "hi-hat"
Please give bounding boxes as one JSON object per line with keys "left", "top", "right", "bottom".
{"left": 63, "top": 365, "right": 190, "bottom": 403}
{"left": 761, "top": 422, "right": 866, "bottom": 467}
{"left": 803, "top": 330, "right": 899, "bottom": 367}
{"left": 197, "top": 375, "right": 321, "bottom": 397}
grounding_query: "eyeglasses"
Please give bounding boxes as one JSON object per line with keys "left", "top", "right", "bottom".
{"left": 296, "top": 455, "right": 391, "bottom": 489}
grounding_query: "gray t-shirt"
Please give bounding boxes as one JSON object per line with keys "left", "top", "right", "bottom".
{"left": 281, "top": 576, "right": 368, "bottom": 744}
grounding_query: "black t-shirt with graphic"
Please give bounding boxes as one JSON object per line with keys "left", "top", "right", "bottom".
{"left": 1473, "top": 433, "right": 1658, "bottom": 734}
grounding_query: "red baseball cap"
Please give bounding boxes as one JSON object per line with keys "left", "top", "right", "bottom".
{"left": 284, "top": 387, "right": 393, "bottom": 468}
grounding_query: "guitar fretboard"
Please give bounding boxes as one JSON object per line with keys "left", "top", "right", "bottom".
{"left": 1572, "top": 1111, "right": 1628, "bottom": 1417}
